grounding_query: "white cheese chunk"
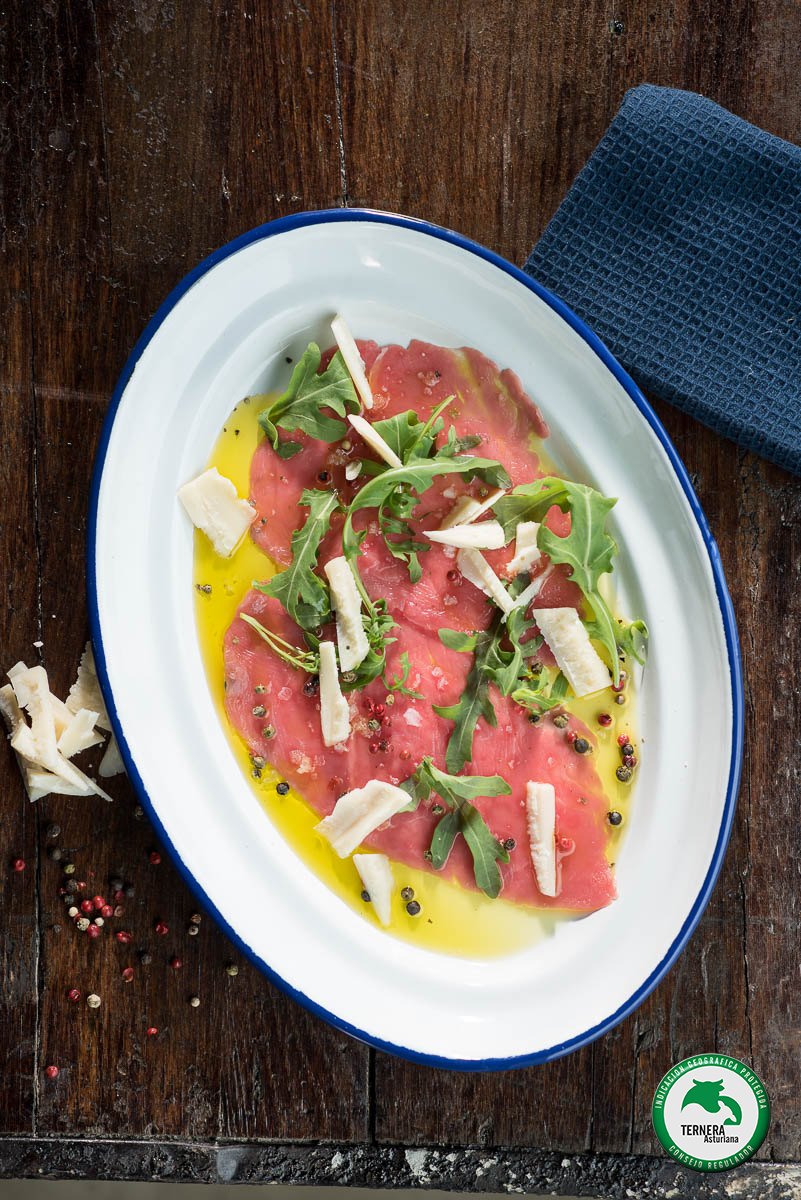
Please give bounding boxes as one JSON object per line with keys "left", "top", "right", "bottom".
{"left": 315, "top": 779, "right": 410, "bottom": 858}
{"left": 57, "top": 708, "right": 103, "bottom": 758}
{"left": 437, "top": 487, "right": 506, "bottom": 530}
{"left": 508, "top": 564, "right": 554, "bottom": 615}
{"left": 318, "top": 641, "right": 351, "bottom": 747}
{"left": 352, "top": 853, "right": 394, "bottom": 925}
{"left": 525, "top": 781, "right": 558, "bottom": 898}
{"left": 0, "top": 680, "right": 111, "bottom": 802}
{"left": 533, "top": 607, "right": 610, "bottom": 697}
{"left": 66, "top": 643, "right": 111, "bottom": 730}
{"left": 99, "top": 733, "right": 125, "bottom": 778}
{"left": 323, "top": 557, "right": 370, "bottom": 671}
{"left": 344, "top": 460, "right": 363, "bottom": 481}
{"left": 331, "top": 314, "right": 373, "bottom": 410}
{"left": 8, "top": 664, "right": 93, "bottom": 793}
{"left": 424, "top": 521, "right": 505, "bottom": 550}
{"left": 178, "top": 467, "right": 256, "bottom": 557}
{"left": 347, "top": 414, "right": 403, "bottom": 469}
{"left": 507, "top": 521, "right": 542, "bottom": 575}
{"left": 456, "top": 548, "right": 515, "bottom": 614}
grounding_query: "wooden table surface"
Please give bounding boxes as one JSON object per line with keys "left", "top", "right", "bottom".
{"left": 3, "top": 2, "right": 801, "bottom": 1196}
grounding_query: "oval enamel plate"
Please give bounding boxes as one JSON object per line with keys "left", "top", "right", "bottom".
{"left": 88, "top": 211, "right": 743, "bottom": 1068}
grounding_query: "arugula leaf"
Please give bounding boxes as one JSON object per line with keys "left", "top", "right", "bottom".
{"left": 255, "top": 344, "right": 359, "bottom": 458}
{"left": 239, "top": 613, "right": 319, "bottom": 673}
{"left": 377, "top": 484, "right": 429, "bottom": 583}
{"left": 535, "top": 479, "right": 621, "bottom": 684}
{"left": 429, "top": 809, "right": 461, "bottom": 869}
{"left": 255, "top": 489, "right": 339, "bottom": 630}
{"left": 496, "top": 476, "right": 642, "bottom": 685}
{"left": 434, "top": 627, "right": 497, "bottom": 773}
{"left": 494, "top": 476, "right": 572, "bottom": 540}
{"left": 616, "top": 618, "right": 649, "bottom": 665}
{"left": 510, "top": 668, "right": 567, "bottom": 716}
{"left": 382, "top": 651, "right": 424, "bottom": 699}
{"left": 404, "top": 758, "right": 511, "bottom": 898}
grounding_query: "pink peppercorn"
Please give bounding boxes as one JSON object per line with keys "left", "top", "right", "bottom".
{"left": 113, "top": 905, "right": 124, "bottom": 918}
{"left": 87, "top": 923, "right": 100, "bottom": 939}
{"left": 92, "top": 895, "right": 105, "bottom": 910}
{"left": 559, "top": 836, "right": 574, "bottom": 853}
{"left": 45, "top": 1065, "right": 59, "bottom": 1079}
{"left": 373, "top": 704, "right": 384, "bottom": 717}
{"left": 100, "top": 905, "right": 113, "bottom": 919}
{"left": 381, "top": 716, "right": 392, "bottom": 728}
{"left": 598, "top": 713, "right": 612, "bottom": 727}
{"left": 12, "top": 858, "right": 25, "bottom": 872}
{"left": 146, "top": 1027, "right": 158, "bottom": 1037}
{"left": 170, "top": 956, "right": 182, "bottom": 969}
{"left": 114, "top": 890, "right": 125, "bottom": 903}
{"left": 567, "top": 730, "right": 578, "bottom": 744}
{"left": 623, "top": 754, "right": 637, "bottom": 768}
{"left": 116, "top": 930, "right": 132, "bottom": 944}
{"left": 149, "top": 851, "right": 161, "bottom": 865}
{"left": 617, "top": 733, "right": 629, "bottom": 746}
{"left": 68, "top": 988, "right": 81, "bottom": 1002}
{"left": 121, "top": 967, "right": 134, "bottom": 983}
{"left": 155, "top": 921, "right": 168, "bottom": 936}
{"left": 80, "top": 900, "right": 93, "bottom": 914}
{"left": 399, "top": 749, "right": 411, "bottom": 760}
{"left": 369, "top": 741, "right": 379, "bottom": 754}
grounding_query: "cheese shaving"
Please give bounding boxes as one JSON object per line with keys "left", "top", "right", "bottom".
{"left": 352, "top": 853, "right": 394, "bottom": 925}
{"left": 525, "top": 781, "right": 558, "bottom": 898}
{"left": 315, "top": 779, "right": 410, "bottom": 858}
{"left": 331, "top": 314, "right": 374, "bottom": 410}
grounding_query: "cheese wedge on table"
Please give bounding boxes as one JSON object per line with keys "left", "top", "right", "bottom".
{"left": 353, "top": 853, "right": 394, "bottom": 925}
{"left": 8, "top": 664, "right": 93, "bottom": 792}
{"left": 347, "top": 414, "right": 403, "bottom": 469}
{"left": 456, "top": 548, "right": 515, "bottom": 614}
{"left": 318, "top": 641, "right": 351, "bottom": 747}
{"left": 424, "top": 521, "right": 505, "bottom": 550}
{"left": 316, "top": 779, "right": 410, "bottom": 858}
{"left": 57, "top": 708, "right": 103, "bottom": 758}
{"left": 99, "top": 733, "right": 125, "bottom": 778}
{"left": 323, "top": 556, "right": 369, "bottom": 671}
{"left": 66, "top": 642, "right": 110, "bottom": 730}
{"left": 507, "top": 521, "right": 542, "bottom": 575}
{"left": 437, "top": 487, "right": 506, "bottom": 530}
{"left": 533, "top": 607, "right": 610, "bottom": 697}
{"left": 525, "top": 781, "right": 558, "bottom": 898}
{"left": 178, "top": 467, "right": 256, "bottom": 557}
{"left": 331, "top": 314, "right": 373, "bottom": 410}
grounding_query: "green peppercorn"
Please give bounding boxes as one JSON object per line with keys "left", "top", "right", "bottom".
{"left": 553, "top": 714, "right": 569, "bottom": 729}
{"left": 262, "top": 725, "right": 276, "bottom": 739}
{"left": 401, "top": 886, "right": 415, "bottom": 902}
{"left": 252, "top": 705, "right": 266, "bottom": 718}
{"left": 276, "top": 781, "right": 290, "bottom": 795}
{"left": 63, "top": 862, "right": 76, "bottom": 876}
{"left": 432, "top": 803, "right": 445, "bottom": 815}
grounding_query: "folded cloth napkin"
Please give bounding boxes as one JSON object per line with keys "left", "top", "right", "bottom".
{"left": 525, "top": 84, "right": 801, "bottom": 476}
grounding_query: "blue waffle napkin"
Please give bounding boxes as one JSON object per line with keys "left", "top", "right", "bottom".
{"left": 525, "top": 84, "right": 801, "bottom": 475}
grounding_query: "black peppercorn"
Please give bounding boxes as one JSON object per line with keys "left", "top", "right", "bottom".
{"left": 47, "top": 847, "right": 62, "bottom": 862}
{"left": 276, "top": 781, "right": 290, "bottom": 795}
{"left": 503, "top": 838, "right": 516, "bottom": 852}
{"left": 620, "top": 742, "right": 633, "bottom": 758}
{"left": 573, "top": 737, "right": 590, "bottom": 755}
{"left": 616, "top": 766, "right": 632, "bottom": 783}
{"left": 303, "top": 676, "right": 319, "bottom": 697}
{"left": 139, "top": 951, "right": 153, "bottom": 965}
{"left": 432, "top": 804, "right": 445, "bottom": 815}
{"left": 46, "top": 823, "right": 61, "bottom": 839}
{"left": 401, "top": 886, "right": 415, "bottom": 902}
{"left": 109, "top": 876, "right": 123, "bottom": 892}
{"left": 528, "top": 712, "right": 541, "bottom": 724}
{"left": 123, "top": 884, "right": 135, "bottom": 898}
{"left": 608, "top": 810, "right": 623, "bottom": 826}
{"left": 406, "top": 900, "right": 421, "bottom": 916}
{"left": 361, "top": 890, "right": 371, "bottom": 903}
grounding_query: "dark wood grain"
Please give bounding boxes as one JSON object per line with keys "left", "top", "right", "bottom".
{"left": 3, "top": 0, "right": 801, "bottom": 1189}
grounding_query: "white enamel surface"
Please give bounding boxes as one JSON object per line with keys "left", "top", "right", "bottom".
{"left": 93, "top": 218, "right": 736, "bottom": 1063}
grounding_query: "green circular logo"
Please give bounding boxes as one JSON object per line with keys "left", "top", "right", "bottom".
{"left": 652, "top": 1055, "right": 770, "bottom": 1172}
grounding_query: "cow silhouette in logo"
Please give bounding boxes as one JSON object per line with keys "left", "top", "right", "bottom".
{"left": 681, "top": 1078, "right": 742, "bottom": 1126}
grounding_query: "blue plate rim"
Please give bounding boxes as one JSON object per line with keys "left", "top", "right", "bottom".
{"left": 86, "top": 207, "right": 744, "bottom": 1072}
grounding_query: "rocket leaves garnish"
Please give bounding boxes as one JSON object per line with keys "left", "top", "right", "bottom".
{"left": 254, "top": 344, "right": 360, "bottom": 459}
{"left": 254, "top": 489, "right": 339, "bottom": 630}
{"left": 496, "top": 476, "right": 648, "bottom": 684}
{"left": 435, "top": 588, "right": 564, "bottom": 771}
{"left": 239, "top": 614, "right": 320, "bottom": 674}
{"left": 401, "top": 758, "right": 511, "bottom": 898}
{"left": 382, "top": 651, "right": 424, "bottom": 698}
